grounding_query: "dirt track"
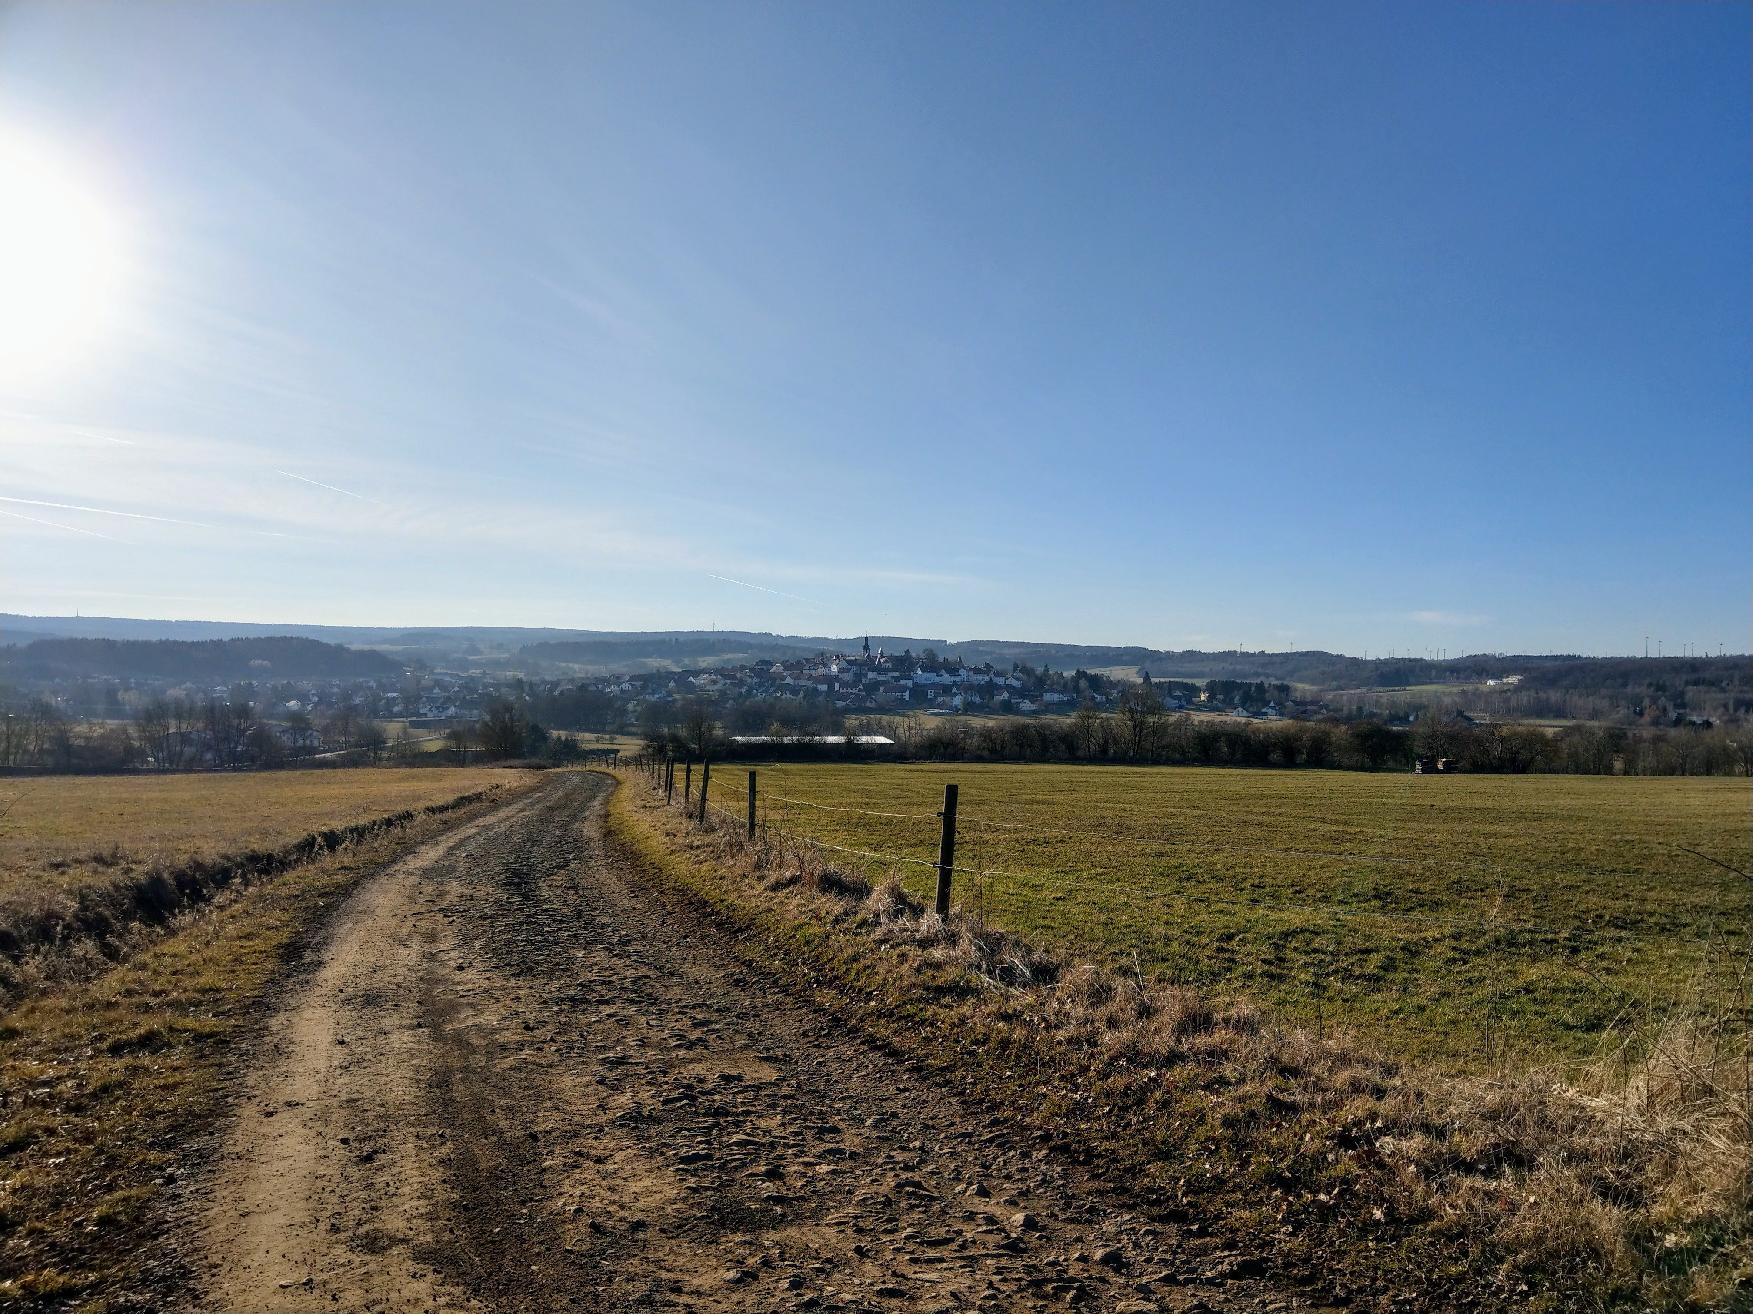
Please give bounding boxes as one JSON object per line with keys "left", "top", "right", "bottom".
{"left": 193, "top": 773, "right": 1308, "bottom": 1313}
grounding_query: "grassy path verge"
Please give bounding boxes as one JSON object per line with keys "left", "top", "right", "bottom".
{"left": 606, "top": 769, "right": 1750, "bottom": 1314}
{"left": 0, "top": 778, "right": 534, "bottom": 1312}
{"left": 728, "top": 763, "right": 1749, "bottom": 1068}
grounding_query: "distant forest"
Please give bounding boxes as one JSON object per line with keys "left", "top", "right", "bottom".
{"left": 519, "top": 633, "right": 829, "bottom": 669}
{"left": 0, "top": 636, "right": 399, "bottom": 682}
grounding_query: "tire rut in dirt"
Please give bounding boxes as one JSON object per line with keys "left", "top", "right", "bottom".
{"left": 413, "top": 775, "right": 1300, "bottom": 1313}
{"left": 200, "top": 773, "right": 1306, "bottom": 1313}
{"left": 414, "top": 774, "right": 615, "bottom": 1311}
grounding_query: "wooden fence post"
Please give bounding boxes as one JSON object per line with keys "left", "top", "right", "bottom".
{"left": 935, "top": 783, "right": 958, "bottom": 917}
{"left": 683, "top": 760, "right": 692, "bottom": 805}
{"left": 747, "top": 770, "right": 757, "bottom": 840}
{"left": 665, "top": 758, "right": 674, "bottom": 803}
{"left": 698, "top": 761, "right": 711, "bottom": 825}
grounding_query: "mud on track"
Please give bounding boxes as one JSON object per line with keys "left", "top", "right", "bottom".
{"left": 194, "top": 773, "right": 1311, "bottom": 1313}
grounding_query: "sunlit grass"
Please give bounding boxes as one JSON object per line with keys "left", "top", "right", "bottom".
{"left": 0, "top": 767, "right": 515, "bottom": 901}
{"left": 733, "top": 762, "right": 1750, "bottom": 1066}
{"left": 0, "top": 798, "right": 511, "bottom": 1309}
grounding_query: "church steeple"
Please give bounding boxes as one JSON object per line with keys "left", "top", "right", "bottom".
{"left": 862, "top": 634, "right": 870, "bottom": 657}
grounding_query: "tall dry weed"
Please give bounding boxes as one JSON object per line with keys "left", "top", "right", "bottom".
{"left": 632, "top": 773, "right": 1750, "bottom": 1310}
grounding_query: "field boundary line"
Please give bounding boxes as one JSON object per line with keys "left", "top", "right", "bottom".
{"left": 764, "top": 793, "right": 941, "bottom": 821}
{"left": 651, "top": 767, "right": 1740, "bottom": 953}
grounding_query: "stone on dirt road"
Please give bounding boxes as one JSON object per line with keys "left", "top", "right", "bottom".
{"left": 191, "top": 774, "right": 1290, "bottom": 1313}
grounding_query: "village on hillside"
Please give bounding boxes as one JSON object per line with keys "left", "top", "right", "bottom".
{"left": 6, "top": 630, "right": 1742, "bottom": 777}
{"left": 594, "top": 638, "right": 1316, "bottom": 723}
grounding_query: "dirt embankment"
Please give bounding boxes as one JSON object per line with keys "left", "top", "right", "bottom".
{"left": 0, "top": 784, "right": 506, "bottom": 999}
{"left": 192, "top": 772, "right": 1306, "bottom": 1313}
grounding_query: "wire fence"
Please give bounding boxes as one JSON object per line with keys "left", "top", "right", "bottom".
{"left": 623, "top": 753, "right": 1750, "bottom": 1072}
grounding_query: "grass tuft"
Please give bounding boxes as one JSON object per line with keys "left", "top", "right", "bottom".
{"left": 610, "top": 768, "right": 1751, "bottom": 1313}
{"left": 0, "top": 775, "right": 533, "bottom": 1313}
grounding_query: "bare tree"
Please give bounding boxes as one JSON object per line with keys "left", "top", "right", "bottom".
{"left": 84, "top": 722, "right": 139, "bottom": 772}
{"left": 43, "top": 708, "right": 76, "bottom": 772}
{"left": 0, "top": 698, "right": 58, "bottom": 768}
{"left": 676, "top": 698, "right": 721, "bottom": 761}
{"left": 359, "top": 719, "right": 389, "bottom": 763}
{"left": 204, "top": 698, "right": 256, "bottom": 768}
{"left": 390, "top": 727, "right": 419, "bottom": 762}
{"left": 1071, "top": 698, "right": 1105, "bottom": 760}
{"left": 136, "top": 696, "right": 200, "bottom": 769}
{"left": 321, "top": 700, "right": 362, "bottom": 752}
{"left": 476, "top": 699, "right": 527, "bottom": 759}
{"left": 170, "top": 697, "right": 201, "bottom": 767}
{"left": 1117, "top": 683, "right": 1164, "bottom": 761}
{"left": 247, "top": 720, "right": 285, "bottom": 768}
{"left": 284, "top": 709, "right": 317, "bottom": 757}
{"left": 136, "top": 697, "right": 173, "bottom": 769}
{"left": 445, "top": 724, "right": 473, "bottom": 763}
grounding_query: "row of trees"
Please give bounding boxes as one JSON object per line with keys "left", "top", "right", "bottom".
{"left": 0, "top": 698, "right": 147, "bottom": 772}
{"left": 0, "top": 687, "right": 602, "bottom": 774}
{"left": 631, "top": 683, "right": 1749, "bottom": 777}
{"left": 132, "top": 696, "right": 398, "bottom": 768}
{"left": 855, "top": 696, "right": 1751, "bottom": 775}
{"left": 460, "top": 697, "right": 617, "bottom": 764}
{"left": 637, "top": 693, "right": 845, "bottom": 747}
{"left": 0, "top": 695, "right": 403, "bottom": 772}
{"left": 640, "top": 699, "right": 725, "bottom": 762}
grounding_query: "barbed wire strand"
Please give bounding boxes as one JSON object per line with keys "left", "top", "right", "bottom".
{"left": 763, "top": 793, "right": 941, "bottom": 821}
{"left": 662, "top": 771, "right": 1686, "bottom": 941}
{"left": 639, "top": 769, "right": 1743, "bottom": 1055}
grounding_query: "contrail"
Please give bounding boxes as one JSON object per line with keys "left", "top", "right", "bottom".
{"left": 0, "top": 495, "right": 302, "bottom": 539}
{"left": 0, "top": 495, "right": 219, "bottom": 530}
{"left": 707, "top": 573, "right": 824, "bottom": 608}
{"left": 0, "top": 508, "right": 122, "bottom": 541}
{"left": 0, "top": 411, "right": 138, "bottom": 445}
{"left": 273, "top": 469, "right": 383, "bottom": 504}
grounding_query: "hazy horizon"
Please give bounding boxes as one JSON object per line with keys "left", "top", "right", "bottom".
{"left": 2, "top": 2, "right": 1747, "bottom": 654}
{"left": 7, "top": 606, "right": 1745, "bottom": 663}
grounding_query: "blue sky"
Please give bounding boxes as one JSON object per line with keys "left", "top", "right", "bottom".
{"left": 0, "top": 1, "right": 1746, "bottom": 654}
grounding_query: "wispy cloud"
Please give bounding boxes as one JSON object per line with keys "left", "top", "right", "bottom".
{"left": 0, "top": 494, "right": 220, "bottom": 531}
{"left": 273, "top": 469, "right": 383, "bottom": 504}
{"left": 1409, "top": 609, "right": 1489, "bottom": 626}
{"left": 0, "top": 495, "right": 309, "bottom": 541}
{"left": 0, "top": 412, "right": 977, "bottom": 625}
{"left": 0, "top": 507, "right": 124, "bottom": 541}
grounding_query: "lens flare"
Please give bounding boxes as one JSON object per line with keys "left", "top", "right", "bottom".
{"left": 0, "top": 129, "right": 128, "bottom": 388}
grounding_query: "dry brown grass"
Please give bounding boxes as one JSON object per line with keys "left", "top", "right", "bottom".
{"left": 739, "top": 761, "right": 1750, "bottom": 1068}
{"left": 0, "top": 784, "right": 533, "bottom": 1312}
{"left": 0, "top": 768, "right": 531, "bottom": 999}
{"left": 0, "top": 767, "right": 518, "bottom": 900}
{"left": 612, "top": 769, "right": 1752, "bottom": 1312}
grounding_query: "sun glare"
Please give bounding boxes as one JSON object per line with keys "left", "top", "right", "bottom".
{"left": 0, "top": 129, "right": 128, "bottom": 388}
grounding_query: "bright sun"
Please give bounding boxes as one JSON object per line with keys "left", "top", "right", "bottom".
{"left": 0, "top": 129, "right": 128, "bottom": 388}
